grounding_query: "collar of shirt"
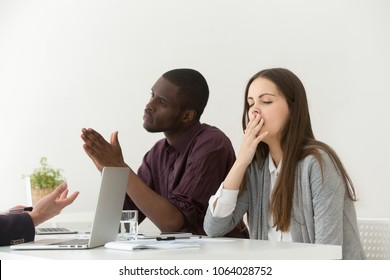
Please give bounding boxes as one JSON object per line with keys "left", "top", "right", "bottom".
{"left": 165, "top": 121, "right": 202, "bottom": 154}
{"left": 268, "top": 154, "right": 283, "bottom": 191}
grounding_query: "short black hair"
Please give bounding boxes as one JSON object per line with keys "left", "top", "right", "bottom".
{"left": 162, "top": 68, "right": 209, "bottom": 120}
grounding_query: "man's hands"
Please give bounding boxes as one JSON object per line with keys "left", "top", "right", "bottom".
{"left": 81, "top": 127, "right": 184, "bottom": 232}
{"left": 81, "top": 128, "right": 127, "bottom": 172}
{"left": 29, "top": 183, "right": 79, "bottom": 226}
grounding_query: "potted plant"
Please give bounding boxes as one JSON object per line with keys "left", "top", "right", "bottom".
{"left": 25, "top": 157, "right": 65, "bottom": 205}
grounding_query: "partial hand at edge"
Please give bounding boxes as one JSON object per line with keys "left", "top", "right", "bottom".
{"left": 29, "top": 183, "right": 79, "bottom": 226}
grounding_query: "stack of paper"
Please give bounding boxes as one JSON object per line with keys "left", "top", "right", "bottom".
{"left": 105, "top": 239, "right": 200, "bottom": 251}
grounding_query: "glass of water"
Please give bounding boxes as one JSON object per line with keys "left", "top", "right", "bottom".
{"left": 117, "top": 210, "right": 138, "bottom": 241}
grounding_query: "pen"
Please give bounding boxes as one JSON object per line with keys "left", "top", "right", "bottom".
{"left": 156, "top": 236, "right": 194, "bottom": 241}
{"left": 9, "top": 206, "right": 33, "bottom": 213}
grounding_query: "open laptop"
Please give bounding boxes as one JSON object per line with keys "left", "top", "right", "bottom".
{"left": 11, "top": 167, "right": 130, "bottom": 250}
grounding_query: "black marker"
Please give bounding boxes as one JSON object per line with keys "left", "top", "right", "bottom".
{"left": 9, "top": 206, "right": 33, "bottom": 213}
{"left": 156, "top": 236, "right": 193, "bottom": 241}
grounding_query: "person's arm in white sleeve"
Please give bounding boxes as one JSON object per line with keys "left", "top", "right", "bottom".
{"left": 208, "top": 183, "right": 239, "bottom": 217}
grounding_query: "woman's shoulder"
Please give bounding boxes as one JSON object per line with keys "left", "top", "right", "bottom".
{"left": 301, "top": 142, "right": 336, "bottom": 162}
{"left": 300, "top": 146, "right": 338, "bottom": 173}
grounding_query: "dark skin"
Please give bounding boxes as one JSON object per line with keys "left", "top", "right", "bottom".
{"left": 81, "top": 76, "right": 197, "bottom": 231}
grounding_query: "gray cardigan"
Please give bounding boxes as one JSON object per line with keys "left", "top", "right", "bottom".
{"left": 204, "top": 152, "right": 365, "bottom": 259}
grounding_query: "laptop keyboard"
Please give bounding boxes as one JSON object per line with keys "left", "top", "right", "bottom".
{"left": 37, "top": 227, "right": 70, "bottom": 233}
{"left": 52, "top": 239, "right": 89, "bottom": 246}
{"left": 36, "top": 227, "right": 77, "bottom": 234}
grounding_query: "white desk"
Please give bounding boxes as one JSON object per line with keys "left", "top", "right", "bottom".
{"left": 0, "top": 236, "right": 341, "bottom": 260}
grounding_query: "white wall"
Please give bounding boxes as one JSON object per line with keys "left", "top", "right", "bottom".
{"left": 1, "top": 0, "right": 389, "bottom": 220}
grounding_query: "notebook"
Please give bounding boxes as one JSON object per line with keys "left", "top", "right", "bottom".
{"left": 11, "top": 167, "right": 130, "bottom": 250}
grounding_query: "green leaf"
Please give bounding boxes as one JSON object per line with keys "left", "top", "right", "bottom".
{"left": 26, "top": 157, "right": 65, "bottom": 189}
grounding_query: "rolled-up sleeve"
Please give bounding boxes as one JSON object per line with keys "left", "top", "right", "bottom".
{"left": 166, "top": 135, "right": 236, "bottom": 234}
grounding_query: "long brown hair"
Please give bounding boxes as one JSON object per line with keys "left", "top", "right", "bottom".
{"left": 241, "top": 68, "right": 357, "bottom": 232}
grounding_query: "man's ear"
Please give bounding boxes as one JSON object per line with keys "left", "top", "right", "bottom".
{"left": 182, "top": 109, "right": 197, "bottom": 124}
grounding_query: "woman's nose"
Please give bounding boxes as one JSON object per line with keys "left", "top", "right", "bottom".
{"left": 250, "top": 106, "right": 260, "bottom": 115}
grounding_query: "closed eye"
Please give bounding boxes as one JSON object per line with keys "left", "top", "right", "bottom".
{"left": 247, "top": 98, "right": 254, "bottom": 107}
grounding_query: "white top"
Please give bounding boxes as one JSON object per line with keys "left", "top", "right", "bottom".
{"left": 267, "top": 158, "right": 291, "bottom": 242}
{"left": 209, "top": 154, "right": 292, "bottom": 242}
